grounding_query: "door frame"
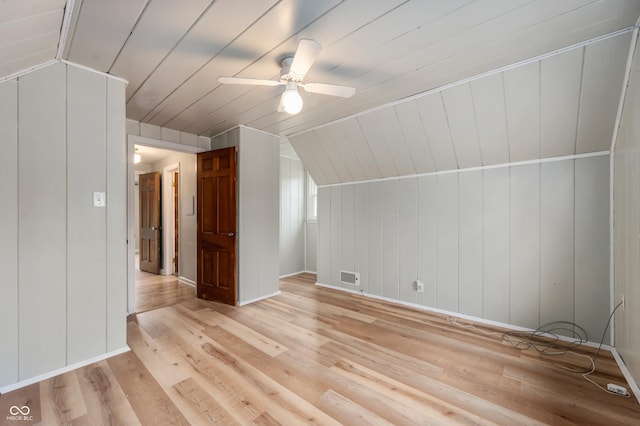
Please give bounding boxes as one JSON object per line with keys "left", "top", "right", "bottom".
{"left": 127, "top": 135, "right": 205, "bottom": 314}
{"left": 162, "top": 163, "right": 179, "bottom": 276}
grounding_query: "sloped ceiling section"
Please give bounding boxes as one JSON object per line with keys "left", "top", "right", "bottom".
{"left": 0, "top": 0, "right": 66, "bottom": 78}
{"left": 59, "top": 0, "right": 640, "bottom": 139}
{"left": 290, "top": 31, "right": 632, "bottom": 185}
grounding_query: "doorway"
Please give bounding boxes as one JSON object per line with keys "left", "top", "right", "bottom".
{"left": 127, "top": 135, "right": 205, "bottom": 313}
{"left": 162, "top": 164, "right": 180, "bottom": 276}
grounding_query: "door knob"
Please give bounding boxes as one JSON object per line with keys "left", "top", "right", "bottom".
{"left": 227, "top": 232, "right": 235, "bottom": 237}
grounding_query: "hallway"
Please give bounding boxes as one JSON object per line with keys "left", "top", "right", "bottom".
{"left": 135, "top": 263, "right": 194, "bottom": 313}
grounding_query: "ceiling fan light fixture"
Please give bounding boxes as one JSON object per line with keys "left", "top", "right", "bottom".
{"left": 218, "top": 39, "right": 355, "bottom": 114}
{"left": 282, "top": 84, "right": 303, "bottom": 114}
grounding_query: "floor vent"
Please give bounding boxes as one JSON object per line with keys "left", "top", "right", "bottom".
{"left": 340, "top": 271, "right": 360, "bottom": 286}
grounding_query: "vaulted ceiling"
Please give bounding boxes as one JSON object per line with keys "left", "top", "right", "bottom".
{"left": 3, "top": 0, "right": 640, "bottom": 141}
{"left": 291, "top": 31, "right": 632, "bottom": 184}
{"left": 2, "top": 0, "right": 640, "bottom": 186}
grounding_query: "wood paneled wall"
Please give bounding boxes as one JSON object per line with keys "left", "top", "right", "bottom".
{"left": 279, "top": 156, "right": 305, "bottom": 276}
{"left": 151, "top": 152, "right": 198, "bottom": 283}
{"left": 211, "top": 126, "right": 280, "bottom": 305}
{"left": 614, "top": 33, "right": 640, "bottom": 390}
{"left": 126, "top": 118, "right": 211, "bottom": 150}
{"left": 318, "top": 155, "right": 610, "bottom": 340}
{"left": 0, "top": 63, "right": 127, "bottom": 388}
{"left": 306, "top": 221, "right": 318, "bottom": 273}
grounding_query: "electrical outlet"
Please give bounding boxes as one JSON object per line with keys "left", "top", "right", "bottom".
{"left": 415, "top": 280, "right": 424, "bottom": 293}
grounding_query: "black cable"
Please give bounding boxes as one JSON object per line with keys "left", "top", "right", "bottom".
{"left": 502, "top": 300, "right": 624, "bottom": 375}
{"left": 447, "top": 300, "right": 628, "bottom": 395}
{"left": 591, "top": 300, "right": 624, "bottom": 367}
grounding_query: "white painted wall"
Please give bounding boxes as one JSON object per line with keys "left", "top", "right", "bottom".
{"left": 0, "top": 62, "right": 127, "bottom": 388}
{"left": 317, "top": 155, "right": 610, "bottom": 341}
{"left": 306, "top": 221, "right": 318, "bottom": 273}
{"left": 126, "top": 119, "right": 210, "bottom": 149}
{"left": 614, "top": 33, "right": 640, "bottom": 388}
{"left": 211, "top": 126, "right": 280, "bottom": 305}
{"left": 280, "top": 156, "right": 305, "bottom": 276}
{"left": 152, "top": 152, "right": 197, "bottom": 283}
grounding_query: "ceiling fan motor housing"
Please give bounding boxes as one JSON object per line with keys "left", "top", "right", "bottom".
{"left": 280, "top": 56, "right": 302, "bottom": 82}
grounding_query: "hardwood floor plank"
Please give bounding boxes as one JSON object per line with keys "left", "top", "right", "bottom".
{"left": 191, "top": 308, "right": 289, "bottom": 357}
{"left": 318, "top": 389, "right": 394, "bottom": 426}
{"left": 40, "top": 370, "right": 87, "bottom": 424}
{"left": 0, "top": 383, "right": 42, "bottom": 424}
{"left": 106, "top": 351, "right": 189, "bottom": 425}
{"left": 319, "top": 339, "right": 532, "bottom": 425}
{"left": 126, "top": 320, "right": 193, "bottom": 389}
{"left": 141, "top": 306, "right": 303, "bottom": 424}
{"left": 232, "top": 303, "right": 331, "bottom": 349}
{"left": 331, "top": 357, "right": 494, "bottom": 425}
{"left": 199, "top": 340, "right": 341, "bottom": 425}
{"left": 74, "top": 360, "right": 141, "bottom": 426}
{"left": 170, "top": 377, "right": 239, "bottom": 426}
{"left": 252, "top": 411, "right": 282, "bottom": 425}
{"left": 135, "top": 268, "right": 195, "bottom": 313}
{"left": 2, "top": 273, "right": 639, "bottom": 424}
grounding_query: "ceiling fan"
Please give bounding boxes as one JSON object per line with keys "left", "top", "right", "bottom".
{"left": 217, "top": 39, "right": 356, "bottom": 114}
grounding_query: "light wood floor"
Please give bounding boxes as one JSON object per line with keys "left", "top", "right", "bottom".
{"left": 2, "top": 273, "right": 640, "bottom": 425}
{"left": 135, "top": 268, "right": 195, "bottom": 313}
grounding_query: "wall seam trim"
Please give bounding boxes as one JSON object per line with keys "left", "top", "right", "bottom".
{"left": 609, "top": 24, "right": 639, "bottom": 345}
{"left": 64, "top": 63, "right": 69, "bottom": 367}
{"left": 56, "top": 0, "right": 75, "bottom": 60}
{"left": 318, "top": 151, "right": 610, "bottom": 188}
{"left": 16, "top": 75, "right": 20, "bottom": 382}
{"left": 104, "top": 76, "right": 109, "bottom": 352}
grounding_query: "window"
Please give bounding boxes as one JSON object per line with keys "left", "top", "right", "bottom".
{"left": 306, "top": 172, "right": 317, "bottom": 220}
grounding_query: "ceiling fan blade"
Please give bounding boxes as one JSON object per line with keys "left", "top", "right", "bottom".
{"left": 218, "top": 76, "right": 282, "bottom": 87}
{"left": 289, "top": 39, "right": 322, "bottom": 80}
{"left": 302, "top": 82, "right": 355, "bottom": 98}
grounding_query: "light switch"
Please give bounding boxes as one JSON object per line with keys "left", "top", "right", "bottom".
{"left": 93, "top": 192, "right": 106, "bottom": 207}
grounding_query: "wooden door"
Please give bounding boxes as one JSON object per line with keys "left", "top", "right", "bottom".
{"left": 197, "top": 147, "right": 237, "bottom": 305}
{"left": 173, "top": 171, "right": 179, "bottom": 275}
{"left": 139, "top": 172, "right": 161, "bottom": 274}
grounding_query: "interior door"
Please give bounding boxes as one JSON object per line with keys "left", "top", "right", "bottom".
{"left": 197, "top": 147, "right": 237, "bottom": 305}
{"left": 139, "top": 172, "right": 161, "bottom": 274}
{"left": 173, "top": 171, "right": 179, "bottom": 275}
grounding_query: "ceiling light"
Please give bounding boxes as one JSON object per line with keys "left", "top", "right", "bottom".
{"left": 134, "top": 153, "right": 141, "bottom": 164}
{"left": 282, "top": 82, "right": 303, "bottom": 114}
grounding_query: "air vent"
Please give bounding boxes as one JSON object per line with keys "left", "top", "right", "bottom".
{"left": 340, "top": 271, "right": 360, "bottom": 286}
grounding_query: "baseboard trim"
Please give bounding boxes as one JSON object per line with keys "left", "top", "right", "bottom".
{"left": 237, "top": 291, "right": 281, "bottom": 306}
{"left": 179, "top": 276, "right": 196, "bottom": 287}
{"left": 279, "top": 271, "right": 306, "bottom": 279}
{"left": 0, "top": 346, "right": 130, "bottom": 395}
{"left": 315, "top": 281, "right": 611, "bottom": 350}
{"left": 304, "top": 270, "right": 317, "bottom": 274}
{"left": 611, "top": 347, "right": 640, "bottom": 403}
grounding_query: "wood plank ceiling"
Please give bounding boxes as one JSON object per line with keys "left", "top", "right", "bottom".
{"left": 56, "top": 0, "right": 640, "bottom": 139}
{"left": 2, "top": 0, "right": 640, "bottom": 180}
{"left": 0, "top": 0, "right": 66, "bottom": 77}
{"left": 291, "top": 31, "right": 632, "bottom": 184}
